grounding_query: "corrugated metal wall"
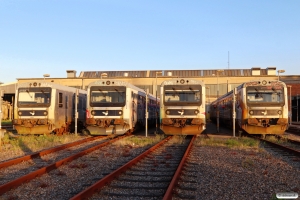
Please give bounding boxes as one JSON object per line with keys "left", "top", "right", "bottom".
{"left": 80, "top": 69, "right": 271, "bottom": 78}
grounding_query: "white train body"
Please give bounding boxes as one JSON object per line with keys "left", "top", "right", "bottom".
{"left": 85, "top": 79, "right": 159, "bottom": 135}
{"left": 210, "top": 80, "right": 288, "bottom": 134}
{"left": 160, "top": 78, "right": 206, "bottom": 135}
{"left": 13, "top": 81, "right": 87, "bottom": 135}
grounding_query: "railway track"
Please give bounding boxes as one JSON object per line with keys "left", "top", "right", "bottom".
{"left": 0, "top": 134, "right": 129, "bottom": 197}
{"left": 287, "top": 125, "right": 300, "bottom": 136}
{"left": 70, "top": 135, "right": 196, "bottom": 200}
{"left": 258, "top": 137, "right": 300, "bottom": 165}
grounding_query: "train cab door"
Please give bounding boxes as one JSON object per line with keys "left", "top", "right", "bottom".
{"left": 131, "top": 91, "right": 138, "bottom": 128}
{"left": 55, "top": 91, "right": 67, "bottom": 133}
{"left": 65, "top": 95, "right": 68, "bottom": 123}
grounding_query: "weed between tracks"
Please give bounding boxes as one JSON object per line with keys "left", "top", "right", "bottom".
{"left": 115, "top": 134, "right": 165, "bottom": 147}
{"left": 265, "top": 135, "right": 289, "bottom": 144}
{"left": 195, "top": 136, "right": 260, "bottom": 149}
{"left": 0, "top": 133, "right": 84, "bottom": 153}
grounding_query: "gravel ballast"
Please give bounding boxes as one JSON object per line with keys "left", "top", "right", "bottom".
{"left": 1, "top": 135, "right": 300, "bottom": 200}
{"left": 189, "top": 144, "right": 300, "bottom": 200}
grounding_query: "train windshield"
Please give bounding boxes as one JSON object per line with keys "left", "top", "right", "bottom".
{"left": 89, "top": 86, "right": 126, "bottom": 107}
{"left": 17, "top": 87, "right": 51, "bottom": 107}
{"left": 246, "top": 85, "right": 285, "bottom": 106}
{"left": 163, "top": 85, "right": 202, "bottom": 106}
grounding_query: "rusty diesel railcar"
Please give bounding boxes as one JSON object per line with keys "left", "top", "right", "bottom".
{"left": 159, "top": 78, "right": 206, "bottom": 135}
{"left": 210, "top": 80, "right": 288, "bottom": 135}
{"left": 85, "top": 79, "right": 159, "bottom": 135}
{"left": 13, "top": 81, "right": 87, "bottom": 135}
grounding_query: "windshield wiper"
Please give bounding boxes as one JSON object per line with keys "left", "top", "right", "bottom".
{"left": 41, "top": 90, "right": 49, "bottom": 99}
{"left": 254, "top": 88, "right": 262, "bottom": 98}
{"left": 26, "top": 89, "right": 33, "bottom": 98}
{"left": 114, "top": 89, "right": 124, "bottom": 100}
{"left": 172, "top": 87, "right": 179, "bottom": 97}
{"left": 98, "top": 89, "right": 106, "bottom": 97}
{"left": 271, "top": 87, "right": 281, "bottom": 97}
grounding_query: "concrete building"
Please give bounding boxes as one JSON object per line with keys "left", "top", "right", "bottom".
{"left": 1, "top": 67, "right": 300, "bottom": 121}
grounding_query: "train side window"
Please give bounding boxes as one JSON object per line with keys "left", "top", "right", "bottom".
{"left": 59, "top": 93, "right": 63, "bottom": 108}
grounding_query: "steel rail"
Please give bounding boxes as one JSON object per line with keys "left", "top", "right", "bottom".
{"left": 70, "top": 136, "right": 173, "bottom": 200}
{"left": 0, "top": 136, "right": 105, "bottom": 169}
{"left": 287, "top": 138, "right": 300, "bottom": 146}
{"left": 260, "top": 138, "right": 300, "bottom": 156}
{"left": 163, "top": 135, "right": 196, "bottom": 200}
{"left": 276, "top": 135, "right": 300, "bottom": 146}
{"left": 0, "top": 135, "right": 128, "bottom": 195}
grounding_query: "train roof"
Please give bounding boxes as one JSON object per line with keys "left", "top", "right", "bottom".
{"left": 87, "top": 79, "right": 159, "bottom": 101}
{"left": 236, "top": 80, "right": 287, "bottom": 90}
{"left": 88, "top": 79, "right": 148, "bottom": 92}
{"left": 17, "top": 81, "right": 87, "bottom": 94}
{"left": 210, "top": 80, "right": 287, "bottom": 105}
{"left": 78, "top": 68, "right": 276, "bottom": 78}
{"left": 160, "top": 78, "right": 205, "bottom": 86}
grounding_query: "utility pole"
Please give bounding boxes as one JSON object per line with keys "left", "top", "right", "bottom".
{"left": 0, "top": 90, "right": 4, "bottom": 130}
{"left": 233, "top": 88, "right": 237, "bottom": 137}
{"left": 75, "top": 89, "right": 79, "bottom": 135}
{"left": 155, "top": 71, "right": 162, "bottom": 134}
{"left": 145, "top": 89, "right": 148, "bottom": 137}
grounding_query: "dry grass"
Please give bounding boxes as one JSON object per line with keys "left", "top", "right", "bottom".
{"left": 114, "top": 134, "right": 165, "bottom": 148}
{"left": 194, "top": 136, "right": 260, "bottom": 150}
{"left": 169, "top": 135, "right": 187, "bottom": 144}
{"left": 265, "top": 135, "right": 288, "bottom": 144}
{"left": 0, "top": 133, "right": 86, "bottom": 153}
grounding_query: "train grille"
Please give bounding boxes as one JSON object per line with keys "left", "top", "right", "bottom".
{"left": 249, "top": 110, "right": 280, "bottom": 116}
{"left": 91, "top": 110, "right": 122, "bottom": 116}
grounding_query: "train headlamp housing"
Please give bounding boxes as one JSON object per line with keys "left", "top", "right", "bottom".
{"left": 118, "top": 110, "right": 123, "bottom": 115}
{"left": 277, "top": 110, "right": 282, "bottom": 115}
{"left": 249, "top": 110, "right": 254, "bottom": 115}
{"left": 43, "top": 111, "right": 48, "bottom": 116}
{"left": 262, "top": 80, "right": 267, "bottom": 85}
{"left": 166, "top": 110, "right": 170, "bottom": 115}
{"left": 194, "top": 110, "right": 199, "bottom": 114}
{"left": 13, "top": 119, "right": 20, "bottom": 125}
{"left": 38, "top": 119, "right": 46, "bottom": 125}
{"left": 91, "top": 110, "right": 96, "bottom": 115}
{"left": 18, "top": 111, "right": 22, "bottom": 116}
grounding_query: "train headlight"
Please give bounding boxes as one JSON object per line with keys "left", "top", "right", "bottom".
{"left": 249, "top": 110, "right": 254, "bottom": 115}
{"left": 118, "top": 111, "right": 123, "bottom": 115}
{"left": 38, "top": 119, "right": 46, "bottom": 125}
{"left": 262, "top": 80, "right": 267, "bottom": 85}
{"left": 194, "top": 110, "right": 199, "bottom": 114}
{"left": 277, "top": 110, "right": 282, "bottom": 115}
{"left": 91, "top": 110, "right": 96, "bottom": 115}
{"left": 18, "top": 111, "right": 22, "bottom": 116}
{"left": 43, "top": 111, "right": 48, "bottom": 116}
{"left": 166, "top": 110, "right": 170, "bottom": 115}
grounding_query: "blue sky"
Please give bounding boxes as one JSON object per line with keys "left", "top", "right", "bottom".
{"left": 1, "top": 0, "right": 299, "bottom": 83}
